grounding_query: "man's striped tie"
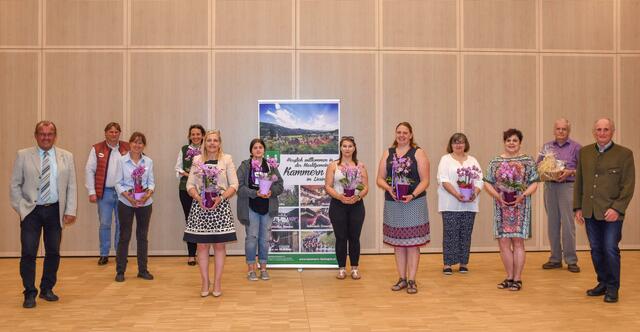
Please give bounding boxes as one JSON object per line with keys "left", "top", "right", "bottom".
{"left": 40, "top": 151, "right": 51, "bottom": 203}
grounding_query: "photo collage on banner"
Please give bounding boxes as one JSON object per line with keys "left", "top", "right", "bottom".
{"left": 259, "top": 100, "right": 340, "bottom": 268}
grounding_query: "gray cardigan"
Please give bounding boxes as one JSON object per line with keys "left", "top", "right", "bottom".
{"left": 236, "top": 158, "right": 284, "bottom": 225}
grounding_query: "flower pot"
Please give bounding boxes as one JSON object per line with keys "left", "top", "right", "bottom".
{"left": 343, "top": 188, "right": 355, "bottom": 197}
{"left": 203, "top": 190, "right": 218, "bottom": 208}
{"left": 502, "top": 191, "right": 517, "bottom": 203}
{"left": 258, "top": 179, "right": 273, "bottom": 195}
{"left": 459, "top": 187, "right": 474, "bottom": 201}
{"left": 395, "top": 183, "right": 410, "bottom": 198}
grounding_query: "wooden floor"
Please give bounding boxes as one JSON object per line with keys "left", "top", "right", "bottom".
{"left": 1, "top": 251, "right": 639, "bottom": 331}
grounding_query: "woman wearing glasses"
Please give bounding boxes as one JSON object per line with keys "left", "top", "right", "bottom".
{"left": 325, "top": 136, "right": 369, "bottom": 279}
{"left": 436, "top": 133, "right": 483, "bottom": 275}
{"left": 376, "top": 122, "right": 430, "bottom": 294}
{"left": 183, "top": 130, "right": 238, "bottom": 297}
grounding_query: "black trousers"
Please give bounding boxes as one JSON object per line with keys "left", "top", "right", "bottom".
{"left": 179, "top": 190, "right": 197, "bottom": 257}
{"left": 329, "top": 199, "right": 365, "bottom": 267}
{"left": 116, "top": 202, "right": 152, "bottom": 274}
{"left": 20, "top": 203, "right": 61, "bottom": 295}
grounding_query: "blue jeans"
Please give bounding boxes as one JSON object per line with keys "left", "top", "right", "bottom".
{"left": 245, "top": 209, "right": 272, "bottom": 265}
{"left": 585, "top": 218, "right": 623, "bottom": 290}
{"left": 97, "top": 187, "right": 120, "bottom": 256}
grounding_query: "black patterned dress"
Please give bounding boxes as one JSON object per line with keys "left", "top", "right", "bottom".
{"left": 183, "top": 160, "right": 237, "bottom": 243}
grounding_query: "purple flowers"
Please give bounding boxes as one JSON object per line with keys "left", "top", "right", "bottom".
{"left": 193, "top": 161, "right": 223, "bottom": 194}
{"left": 338, "top": 164, "right": 364, "bottom": 191}
{"left": 496, "top": 161, "right": 526, "bottom": 193}
{"left": 456, "top": 165, "right": 481, "bottom": 189}
{"left": 391, "top": 154, "right": 412, "bottom": 185}
{"left": 184, "top": 145, "right": 201, "bottom": 160}
{"left": 131, "top": 165, "right": 146, "bottom": 193}
{"left": 253, "top": 157, "right": 280, "bottom": 182}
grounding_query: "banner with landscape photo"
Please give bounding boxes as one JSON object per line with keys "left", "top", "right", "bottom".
{"left": 260, "top": 100, "right": 339, "bottom": 268}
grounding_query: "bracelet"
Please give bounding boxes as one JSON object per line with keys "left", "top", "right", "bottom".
{"left": 410, "top": 193, "right": 416, "bottom": 198}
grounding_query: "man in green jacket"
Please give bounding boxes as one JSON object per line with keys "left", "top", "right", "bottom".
{"left": 574, "top": 118, "right": 635, "bottom": 303}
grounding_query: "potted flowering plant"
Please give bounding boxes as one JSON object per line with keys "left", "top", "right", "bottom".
{"left": 194, "top": 161, "right": 222, "bottom": 208}
{"left": 252, "top": 157, "right": 279, "bottom": 195}
{"left": 339, "top": 164, "right": 365, "bottom": 197}
{"left": 131, "top": 165, "right": 146, "bottom": 201}
{"left": 184, "top": 145, "right": 201, "bottom": 161}
{"left": 456, "top": 165, "right": 481, "bottom": 201}
{"left": 496, "top": 161, "right": 526, "bottom": 203}
{"left": 390, "top": 155, "right": 413, "bottom": 198}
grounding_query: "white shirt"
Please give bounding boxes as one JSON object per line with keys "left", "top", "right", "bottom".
{"left": 437, "top": 154, "right": 483, "bottom": 212}
{"left": 85, "top": 142, "right": 122, "bottom": 196}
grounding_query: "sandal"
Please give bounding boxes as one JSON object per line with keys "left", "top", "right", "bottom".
{"left": 406, "top": 280, "right": 418, "bottom": 294}
{"left": 509, "top": 280, "right": 522, "bottom": 291}
{"left": 497, "top": 279, "right": 513, "bottom": 289}
{"left": 391, "top": 278, "right": 408, "bottom": 291}
{"left": 336, "top": 268, "right": 347, "bottom": 280}
{"left": 350, "top": 269, "right": 361, "bottom": 280}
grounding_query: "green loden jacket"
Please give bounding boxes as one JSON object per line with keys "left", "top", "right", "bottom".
{"left": 574, "top": 142, "right": 635, "bottom": 220}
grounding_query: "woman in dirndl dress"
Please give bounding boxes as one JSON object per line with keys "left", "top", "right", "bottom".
{"left": 183, "top": 130, "right": 238, "bottom": 297}
{"left": 376, "top": 122, "right": 431, "bottom": 294}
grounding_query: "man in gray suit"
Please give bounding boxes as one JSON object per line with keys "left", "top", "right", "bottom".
{"left": 10, "top": 121, "right": 77, "bottom": 309}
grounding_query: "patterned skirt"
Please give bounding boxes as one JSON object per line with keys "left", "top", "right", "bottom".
{"left": 183, "top": 200, "right": 237, "bottom": 244}
{"left": 383, "top": 196, "right": 430, "bottom": 247}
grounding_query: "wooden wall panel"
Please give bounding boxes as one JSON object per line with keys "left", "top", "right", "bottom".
{"left": 299, "top": 52, "right": 377, "bottom": 251}
{"left": 0, "top": 0, "right": 39, "bottom": 47}
{"left": 381, "top": 0, "right": 457, "bottom": 49}
{"left": 1, "top": 0, "right": 639, "bottom": 256}
{"left": 44, "top": 51, "right": 125, "bottom": 254}
{"left": 463, "top": 54, "right": 539, "bottom": 249}
{"left": 214, "top": 0, "right": 293, "bottom": 48}
{"left": 45, "top": 0, "right": 124, "bottom": 47}
{"left": 214, "top": 51, "right": 294, "bottom": 252}
{"left": 0, "top": 52, "right": 39, "bottom": 256}
{"left": 298, "top": 0, "right": 376, "bottom": 48}
{"left": 382, "top": 52, "right": 458, "bottom": 251}
{"left": 463, "top": 0, "right": 536, "bottom": 50}
{"left": 130, "top": 0, "right": 209, "bottom": 47}
{"left": 619, "top": 56, "right": 640, "bottom": 247}
{"left": 541, "top": 0, "right": 614, "bottom": 51}
{"left": 620, "top": 0, "right": 640, "bottom": 51}
{"left": 542, "top": 56, "right": 615, "bottom": 142}
{"left": 129, "top": 51, "right": 210, "bottom": 254}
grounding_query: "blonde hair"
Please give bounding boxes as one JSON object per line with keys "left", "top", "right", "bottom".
{"left": 201, "top": 130, "right": 223, "bottom": 160}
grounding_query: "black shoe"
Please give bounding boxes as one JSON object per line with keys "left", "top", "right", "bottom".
{"left": 586, "top": 283, "right": 607, "bottom": 296}
{"left": 442, "top": 267, "right": 453, "bottom": 275}
{"left": 39, "top": 289, "right": 59, "bottom": 302}
{"left": 137, "top": 271, "right": 154, "bottom": 280}
{"left": 567, "top": 264, "right": 580, "bottom": 273}
{"left": 187, "top": 258, "right": 196, "bottom": 266}
{"left": 23, "top": 294, "right": 36, "bottom": 308}
{"left": 115, "top": 273, "right": 125, "bottom": 282}
{"left": 459, "top": 266, "right": 469, "bottom": 273}
{"left": 542, "top": 261, "right": 562, "bottom": 269}
{"left": 604, "top": 289, "right": 619, "bottom": 303}
{"left": 98, "top": 256, "right": 109, "bottom": 265}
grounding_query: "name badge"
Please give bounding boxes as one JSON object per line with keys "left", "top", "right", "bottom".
{"left": 98, "top": 152, "right": 105, "bottom": 158}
